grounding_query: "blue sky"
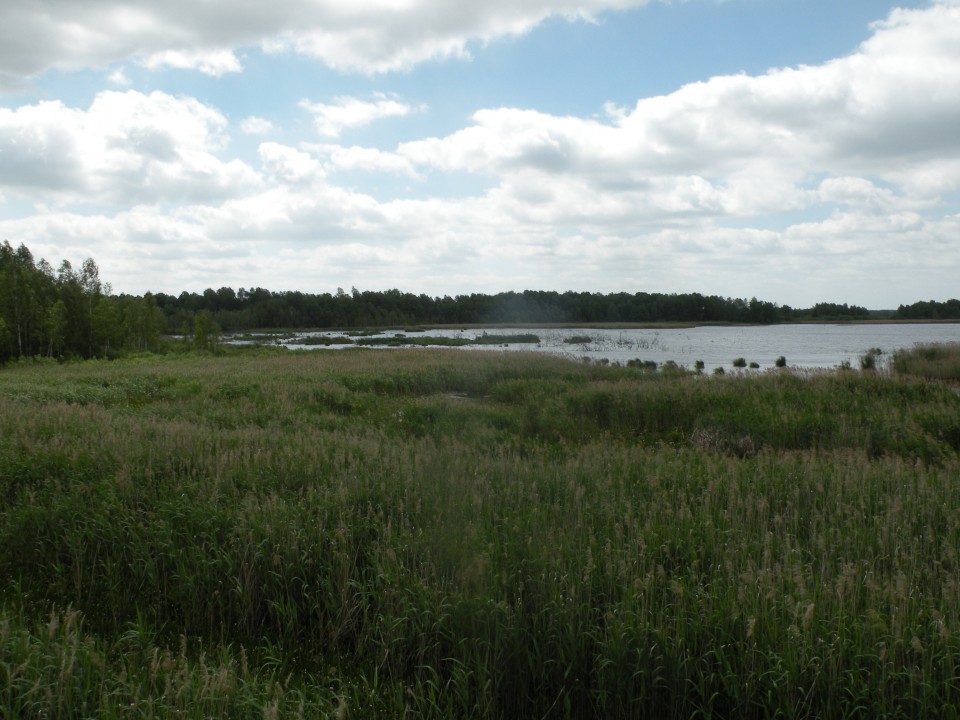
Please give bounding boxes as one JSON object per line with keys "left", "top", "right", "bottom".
{"left": 0, "top": 0, "right": 957, "bottom": 308}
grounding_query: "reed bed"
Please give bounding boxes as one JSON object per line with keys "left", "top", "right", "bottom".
{"left": 1, "top": 348, "right": 960, "bottom": 718}
{"left": 893, "top": 342, "right": 960, "bottom": 383}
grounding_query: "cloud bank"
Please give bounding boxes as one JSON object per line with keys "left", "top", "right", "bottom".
{"left": 0, "top": 1, "right": 958, "bottom": 307}
{"left": 0, "top": 0, "right": 648, "bottom": 85}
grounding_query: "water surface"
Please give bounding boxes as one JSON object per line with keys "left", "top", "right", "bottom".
{"left": 274, "top": 323, "right": 960, "bottom": 370}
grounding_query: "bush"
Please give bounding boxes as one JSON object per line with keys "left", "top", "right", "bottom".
{"left": 732, "top": 357, "right": 747, "bottom": 368}
{"left": 661, "top": 360, "right": 684, "bottom": 375}
{"left": 860, "top": 347, "right": 883, "bottom": 371}
{"left": 627, "top": 359, "right": 658, "bottom": 372}
{"left": 775, "top": 356, "right": 787, "bottom": 368}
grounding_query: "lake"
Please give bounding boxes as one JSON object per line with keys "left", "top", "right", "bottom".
{"left": 274, "top": 323, "right": 960, "bottom": 370}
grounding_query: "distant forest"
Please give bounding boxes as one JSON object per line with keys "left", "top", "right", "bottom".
{"left": 2, "top": 240, "right": 958, "bottom": 362}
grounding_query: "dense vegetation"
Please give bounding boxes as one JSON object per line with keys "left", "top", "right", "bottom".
{"left": 1, "top": 344, "right": 960, "bottom": 718}
{"left": 9, "top": 240, "right": 952, "bottom": 366}
{"left": 896, "top": 298, "right": 960, "bottom": 321}
{"left": 153, "top": 287, "right": 871, "bottom": 332}
{"left": 0, "top": 242, "right": 167, "bottom": 364}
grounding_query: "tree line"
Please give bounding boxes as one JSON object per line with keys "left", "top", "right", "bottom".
{"left": 1, "top": 240, "right": 952, "bottom": 363}
{"left": 0, "top": 242, "right": 167, "bottom": 364}
{"left": 896, "top": 298, "right": 960, "bottom": 320}
{"left": 151, "top": 287, "right": 875, "bottom": 333}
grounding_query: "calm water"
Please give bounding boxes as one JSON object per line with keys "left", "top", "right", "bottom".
{"left": 279, "top": 324, "right": 960, "bottom": 370}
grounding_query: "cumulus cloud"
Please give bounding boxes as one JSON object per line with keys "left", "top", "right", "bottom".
{"left": 0, "top": 90, "right": 259, "bottom": 204}
{"left": 258, "top": 143, "right": 325, "bottom": 186}
{"left": 240, "top": 116, "right": 275, "bottom": 135}
{"left": 0, "top": 0, "right": 649, "bottom": 83}
{"left": 400, "top": 1, "right": 960, "bottom": 220}
{"left": 299, "top": 94, "right": 419, "bottom": 138}
{"left": 107, "top": 67, "right": 132, "bottom": 87}
{"left": 305, "top": 143, "right": 423, "bottom": 179}
{"left": 1, "top": 1, "right": 959, "bottom": 308}
{"left": 140, "top": 48, "right": 243, "bottom": 76}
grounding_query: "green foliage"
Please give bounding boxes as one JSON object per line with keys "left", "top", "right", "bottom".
{"left": 1, "top": 351, "right": 959, "bottom": 717}
{"left": 0, "top": 241, "right": 171, "bottom": 363}
{"left": 296, "top": 334, "right": 355, "bottom": 345}
{"left": 897, "top": 299, "right": 960, "bottom": 320}
{"left": 892, "top": 342, "right": 960, "bottom": 381}
{"left": 1, "top": 351, "right": 960, "bottom": 717}
{"left": 149, "top": 283, "right": 904, "bottom": 331}
{"left": 626, "top": 359, "right": 658, "bottom": 372}
{"left": 732, "top": 357, "right": 747, "bottom": 368}
{"left": 808, "top": 301, "right": 871, "bottom": 320}
{"left": 0, "top": 605, "right": 343, "bottom": 717}
{"left": 4, "top": 241, "right": 959, "bottom": 369}
{"left": 192, "top": 310, "right": 221, "bottom": 351}
{"left": 475, "top": 332, "right": 540, "bottom": 344}
{"left": 860, "top": 347, "right": 883, "bottom": 371}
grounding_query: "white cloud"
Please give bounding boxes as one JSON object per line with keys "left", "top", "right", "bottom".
{"left": 240, "top": 116, "right": 275, "bottom": 135}
{"left": 305, "top": 143, "right": 423, "bottom": 179}
{"left": 4, "top": 197, "right": 957, "bottom": 306}
{"left": 0, "top": 90, "right": 259, "bottom": 205}
{"left": 400, "top": 1, "right": 960, "bottom": 221}
{"left": 269, "top": 0, "right": 645, "bottom": 73}
{"left": 1, "top": 1, "right": 960, "bottom": 309}
{"left": 299, "top": 94, "right": 419, "bottom": 138}
{"left": 141, "top": 48, "right": 243, "bottom": 76}
{"left": 258, "top": 143, "right": 325, "bottom": 186}
{"left": 0, "top": 0, "right": 649, "bottom": 83}
{"left": 107, "top": 67, "right": 132, "bottom": 86}
{"left": 816, "top": 177, "right": 900, "bottom": 212}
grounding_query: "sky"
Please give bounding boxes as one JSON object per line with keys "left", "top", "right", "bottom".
{"left": 0, "top": 0, "right": 958, "bottom": 309}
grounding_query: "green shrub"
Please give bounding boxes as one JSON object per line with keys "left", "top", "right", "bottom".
{"left": 860, "top": 347, "right": 883, "bottom": 371}
{"left": 627, "top": 359, "right": 658, "bottom": 372}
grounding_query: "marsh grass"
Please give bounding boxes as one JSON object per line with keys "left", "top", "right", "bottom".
{"left": 354, "top": 335, "right": 471, "bottom": 347}
{"left": 893, "top": 342, "right": 960, "bottom": 382}
{"left": 294, "top": 335, "right": 356, "bottom": 346}
{"left": 1, "top": 349, "right": 960, "bottom": 718}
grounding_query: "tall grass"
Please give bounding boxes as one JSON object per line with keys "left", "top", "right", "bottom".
{"left": 893, "top": 342, "right": 960, "bottom": 382}
{"left": 1, "top": 349, "right": 960, "bottom": 718}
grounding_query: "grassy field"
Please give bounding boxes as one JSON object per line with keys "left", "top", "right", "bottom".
{"left": 1, "top": 344, "right": 960, "bottom": 718}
